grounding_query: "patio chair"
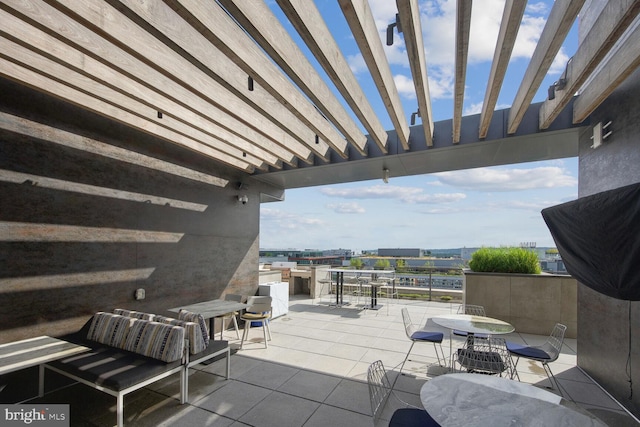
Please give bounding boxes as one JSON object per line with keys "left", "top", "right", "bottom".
{"left": 506, "top": 323, "right": 567, "bottom": 390}
{"left": 316, "top": 272, "right": 334, "bottom": 305}
{"left": 345, "top": 275, "right": 366, "bottom": 305}
{"left": 454, "top": 336, "right": 516, "bottom": 379}
{"left": 240, "top": 296, "right": 272, "bottom": 349}
{"left": 400, "top": 308, "right": 445, "bottom": 374}
{"left": 367, "top": 360, "right": 440, "bottom": 427}
{"left": 453, "top": 304, "right": 487, "bottom": 338}
{"left": 220, "top": 293, "right": 243, "bottom": 340}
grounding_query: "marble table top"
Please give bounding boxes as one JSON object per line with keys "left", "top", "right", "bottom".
{"left": 420, "top": 373, "right": 606, "bottom": 426}
{"left": 0, "top": 336, "right": 89, "bottom": 375}
{"left": 169, "top": 299, "right": 248, "bottom": 320}
{"left": 432, "top": 314, "right": 515, "bottom": 335}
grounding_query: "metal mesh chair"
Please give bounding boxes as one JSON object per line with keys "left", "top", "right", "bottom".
{"left": 507, "top": 323, "right": 567, "bottom": 390}
{"left": 400, "top": 308, "right": 445, "bottom": 374}
{"left": 367, "top": 360, "right": 440, "bottom": 427}
{"left": 454, "top": 336, "right": 516, "bottom": 379}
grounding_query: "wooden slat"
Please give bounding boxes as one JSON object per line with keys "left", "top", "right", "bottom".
{"left": 573, "top": 21, "right": 640, "bottom": 123}
{"left": 540, "top": 0, "right": 640, "bottom": 129}
{"left": 48, "top": 0, "right": 309, "bottom": 166}
{"left": 453, "top": 0, "right": 472, "bottom": 144}
{"left": 507, "top": 0, "right": 585, "bottom": 134}
{"left": 161, "top": 0, "right": 348, "bottom": 158}
{"left": 276, "top": 0, "right": 389, "bottom": 153}
{"left": 112, "top": 0, "right": 328, "bottom": 162}
{"left": 219, "top": 0, "right": 368, "bottom": 156}
{"left": 338, "top": 0, "right": 410, "bottom": 150}
{"left": 0, "top": 57, "right": 255, "bottom": 171}
{"left": 396, "top": 0, "right": 434, "bottom": 147}
{"left": 479, "top": 0, "right": 527, "bottom": 139}
{"left": 0, "top": 10, "right": 284, "bottom": 166}
{"left": 0, "top": 34, "right": 267, "bottom": 168}
{"left": 5, "top": 0, "right": 314, "bottom": 165}
{"left": 0, "top": 111, "right": 229, "bottom": 187}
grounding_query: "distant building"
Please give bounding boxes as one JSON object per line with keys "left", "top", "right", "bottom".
{"left": 378, "top": 248, "right": 423, "bottom": 257}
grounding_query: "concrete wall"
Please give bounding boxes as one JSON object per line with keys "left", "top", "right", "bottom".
{"left": 576, "top": 67, "right": 640, "bottom": 415}
{"left": 463, "top": 271, "right": 577, "bottom": 338}
{"left": 0, "top": 78, "right": 272, "bottom": 342}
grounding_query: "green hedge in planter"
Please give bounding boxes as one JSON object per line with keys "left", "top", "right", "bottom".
{"left": 469, "top": 247, "right": 541, "bottom": 274}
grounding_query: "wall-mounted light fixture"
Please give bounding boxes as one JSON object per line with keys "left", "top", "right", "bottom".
{"left": 382, "top": 168, "right": 390, "bottom": 184}
{"left": 237, "top": 195, "right": 249, "bottom": 205}
{"left": 410, "top": 109, "right": 421, "bottom": 125}
{"left": 591, "top": 121, "right": 613, "bottom": 149}
{"left": 386, "top": 14, "right": 402, "bottom": 46}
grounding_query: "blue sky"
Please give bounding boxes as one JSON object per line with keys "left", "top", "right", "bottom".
{"left": 260, "top": 0, "right": 580, "bottom": 251}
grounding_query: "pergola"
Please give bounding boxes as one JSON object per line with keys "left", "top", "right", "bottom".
{"left": 1, "top": 0, "right": 638, "bottom": 190}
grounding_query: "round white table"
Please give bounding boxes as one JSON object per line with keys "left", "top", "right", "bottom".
{"left": 420, "top": 373, "right": 606, "bottom": 426}
{"left": 431, "top": 314, "right": 515, "bottom": 335}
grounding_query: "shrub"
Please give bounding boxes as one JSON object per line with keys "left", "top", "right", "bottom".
{"left": 469, "top": 247, "right": 541, "bottom": 274}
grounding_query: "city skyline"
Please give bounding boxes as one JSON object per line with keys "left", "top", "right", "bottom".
{"left": 260, "top": 0, "right": 579, "bottom": 251}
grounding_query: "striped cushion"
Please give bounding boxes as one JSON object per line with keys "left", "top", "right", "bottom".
{"left": 178, "top": 310, "right": 209, "bottom": 348}
{"left": 124, "top": 320, "right": 185, "bottom": 363}
{"left": 155, "top": 315, "right": 206, "bottom": 355}
{"left": 113, "top": 308, "right": 155, "bottom": 321}
{"left": 87, "top": 312, "right": 134, "bottom": 348}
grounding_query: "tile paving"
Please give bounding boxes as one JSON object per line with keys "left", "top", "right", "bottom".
{"left": 18, "top": 296, "right": 640, "bottom": 426}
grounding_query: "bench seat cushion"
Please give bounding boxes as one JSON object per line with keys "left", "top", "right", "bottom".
{"left": 47, "top": 345, "right": 182, "bottom": 391}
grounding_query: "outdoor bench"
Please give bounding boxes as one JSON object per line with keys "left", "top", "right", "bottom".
{"left": 44, "top": 309, "right": 229, "bottom": 427}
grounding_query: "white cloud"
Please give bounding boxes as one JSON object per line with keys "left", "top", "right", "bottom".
{"left": 347, "top": 53, "right": 368, "bottom": 74}
{"left": 320, "top": 185, "right": 465, "bottom": 204}
{"left": 434, "top": 166, "right": 577, "bottom": 191}
{"left": 327, "top": 202, "right": 366, "bottom": 214}
{"left": 260, "top": 208, "right": 324, "bottom": 229}
{"left": 394, "top": 74, "right": 416, "bottom": 99}
{"left": 463, "top": 101, "right": 483, "bottom": 116}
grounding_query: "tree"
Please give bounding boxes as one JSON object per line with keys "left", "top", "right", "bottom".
{"left": 350, "top": 258, "right": 363, "bottom": 269}
{"left": 374, "top": 259, "right": 391, "bottom": 270}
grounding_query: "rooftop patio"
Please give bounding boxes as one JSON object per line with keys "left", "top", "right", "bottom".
{"left": 30, "top": 296, "right": 638, "bottom": 426}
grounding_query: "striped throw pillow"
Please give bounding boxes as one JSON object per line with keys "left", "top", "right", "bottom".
{"left": 87, "top": 312, "right": 134, "bottom": 348}
{"left": 113, "top": 308, "right": 155, "bottom": 321}
{"left": 178, "top": 310, "right": 210, "bottom": 347}
{"left": 155, "top": 315, "right": 207, "bottom": 354}
{"left": 124, "top": 320, "right": 185, "bottom": 363}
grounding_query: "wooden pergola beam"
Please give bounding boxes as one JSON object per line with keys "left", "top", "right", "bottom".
{"left": 6, "top": 0, "right": 314, "bottom": 166}
{"left": 219, "top": 0, "right": 369, "bottom": 156}
{"left": 165, "top": 0, "right": 349, "bottom": 158}
{"left": 479, "top": 0, "right": 527, "bottom": 139}
{"left": 339, "top": 0, "right": 410, "bottom": 150}
{"left": 0, "top": 35, "right": 269, "bottom": 168}
{"left": 0, "top": 58, "right": 256, "bottom": 171}
{"left": 507, "top": 0, "right": 585, "bottom": 134}
{"left": 452, "top": 0, "right": 472, "bottom": 144}
{"left": 573, "top": 21, "right": 640, "bottom": 123}
{"left": 540, "top": 0, "right": 640, "bottom": 129}
{"left": 396, "top": 0, "right": 434, "bottom": 147}
{"left": 111, "top": 0, "right": 322, "bottom": 163}
{"left": 276, "top": 0, "right": 390, "bottom": 154}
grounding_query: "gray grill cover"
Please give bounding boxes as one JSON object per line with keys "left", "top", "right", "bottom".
{"left": 541, "top": 182, "right": 640, "bottom": 301}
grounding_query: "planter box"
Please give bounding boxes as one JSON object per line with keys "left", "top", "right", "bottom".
{"left": 463, "top": 270, "right": 577, "bottom": 338}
